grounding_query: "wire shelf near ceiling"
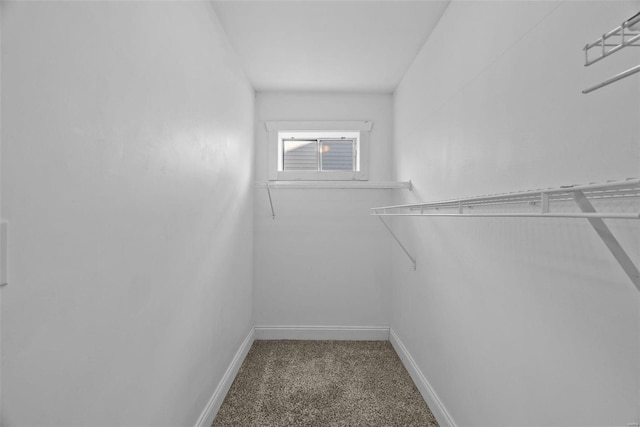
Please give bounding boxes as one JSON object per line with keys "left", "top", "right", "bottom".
{"left": 582, "top": 11, "right": 640, "bottom": 94}
{"left": 584, "top": 11, "right": 640, "bottom": 66}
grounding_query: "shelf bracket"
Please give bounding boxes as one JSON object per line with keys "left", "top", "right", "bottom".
{"left": 266, "top": 183, "right": 275, "bottom": 220}
{"left": 377, "top": 216, "right": 416, "bottom": 270}
{"left": 572, "top": 190, "right": 640, "bottom": 291}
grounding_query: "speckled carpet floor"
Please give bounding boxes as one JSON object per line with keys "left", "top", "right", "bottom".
{"left": 211, "top": 340, "right": 439, "bottom": 427}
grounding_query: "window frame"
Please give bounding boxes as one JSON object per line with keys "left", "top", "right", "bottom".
{"left": 265, "top": 121, "right": 372, "bottom": 181}
{"left": 281, "top": 134, "right": 358, "bottom": 173}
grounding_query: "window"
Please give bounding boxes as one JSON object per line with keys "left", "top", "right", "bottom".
{"left": 265, "top": 121, "right": 371, "bottom": 181}
{"left": 280, "top": 131, "right": 359, "bottom": 172}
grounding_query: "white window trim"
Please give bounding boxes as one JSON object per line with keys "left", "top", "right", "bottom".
{"left": 265, "top": 120, "right": 372, "bottom": 181}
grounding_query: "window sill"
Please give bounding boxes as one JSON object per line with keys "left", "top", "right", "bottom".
{"left": 255, "top": 181, "right": 412, "bottom": 190}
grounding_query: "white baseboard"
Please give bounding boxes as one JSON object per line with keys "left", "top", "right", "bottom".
{"left": 389, "top": 328, "right": 457, "bottom": 427}
{"left": 194, "top": 326, "right": 448, "bottom": 427}
{"left": 254, "top": 325, "right": 390, "bottom": 341}
{"left": 194, "top": 327, "right": 255, "bottom": 427}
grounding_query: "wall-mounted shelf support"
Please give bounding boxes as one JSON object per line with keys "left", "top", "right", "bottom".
{"left": 572, "top": 190, "right": 640, "bottom": 291}
{"left": 266, "top": 183, "right": 275, "bottom": 220}
{"left": 582, "top": 11, "right": 640, "bottom": 93}
{"left": 377, "top": 216, "right": 416, "bottom": 270}
{"left": 372, "top": 178, "right": 640, "bottom": 291}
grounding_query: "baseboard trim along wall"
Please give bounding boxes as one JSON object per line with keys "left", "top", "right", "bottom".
{"left": 196, "top": 326, "right": 442, "bottom": 427}
{"left": 389, "top": 328, "right": 457, "bottom": 427}
{"left": 194, "top": 328, "right": 255, "bottom": 427}
{"left": 254, "top": 325, "right": 390, "bottom": 341}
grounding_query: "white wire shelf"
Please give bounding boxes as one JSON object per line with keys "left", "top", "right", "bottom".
{"left": 583, "top": 11, "right": 640, "bottom": 66}
{"left": 371, "top": 178, "right": 640, "bottom": 291}
{"left": 257, "top": 180, "right": 412, "bottom": 221}
{"left": 582, "top": 11, "right": 640, "bottom": 94}
{"left": 371, "top": 178, "right": 640, "bottom": 219}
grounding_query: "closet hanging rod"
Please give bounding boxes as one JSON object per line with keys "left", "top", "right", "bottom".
{"left": 582, "top": 63, "right": 640, "bottom": 94}
{"left": 373, "top": 213, "right": 640, "bottom": 220}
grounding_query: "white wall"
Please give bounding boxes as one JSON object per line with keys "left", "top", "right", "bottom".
{"left": 392, "top": 1, "right": 640, "bottom": 426}
{"left": 0, "top": 3, "right": 3, "bottom": 422}
{"left": 253, "top": 93, "right": 394, "bottom": 328}
{"left": 1, "top": 2, "right": 254, "bottom": 426}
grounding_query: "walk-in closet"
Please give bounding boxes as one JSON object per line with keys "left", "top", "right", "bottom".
{"left": 1, "top": 1, "right": 639, "bottom": 426}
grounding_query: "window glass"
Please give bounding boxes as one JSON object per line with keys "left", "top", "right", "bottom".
{"left": 283, "top": 140, "right": 318, "bottom": 171}
{"left": 320, "top": 140, "right": 354, "bottom": 171}
{"left": 281, "top": 137, "right": 356, "bottom": 172}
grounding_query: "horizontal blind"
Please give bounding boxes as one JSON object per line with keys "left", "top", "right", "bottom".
{"left": 321, "top": 140, "right": 354, "bottom": 171}
{"left": 283, "top": 140, "right": 318, "bottom": 171}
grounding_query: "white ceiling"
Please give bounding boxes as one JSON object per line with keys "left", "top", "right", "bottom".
{"left": 211, "top": 1, "right": 450, "bottom": 92}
